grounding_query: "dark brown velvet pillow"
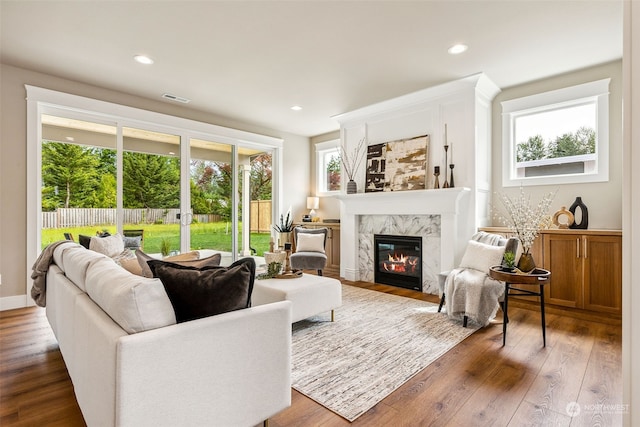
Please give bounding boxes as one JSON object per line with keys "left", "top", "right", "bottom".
{"left": 136, "top": 249, "right": 222, "bottom": 278}
{"left": 147, "top": 257, "right": 255, "bottom": 323}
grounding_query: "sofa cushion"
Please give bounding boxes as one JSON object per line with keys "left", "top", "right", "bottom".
{"left": 459, "top": 240, "right": 506, "bottom": 273}
{"left": 84, "top": 257, "right": 177, "bottom": 333}
{"left": 61, "top": 245, "right": 110, "bottom": 292}
{"left": 136, "top": 249, "right": 221, "bottom": 278}
{"left": 89, "top": 233, "right": 125, "bottom": 258}
{"left": 52, "top": 241, "right": 80, "bottom": 272}
{"left": 147, "top": 257, "right": 255, "bottom": 323}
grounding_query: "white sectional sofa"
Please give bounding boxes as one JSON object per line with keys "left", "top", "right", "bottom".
{"left": 44, "top": 242, "right": 292, "bottom": 427}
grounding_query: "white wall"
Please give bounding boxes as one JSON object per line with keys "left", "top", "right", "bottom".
{"left": 491, "top": 60, "right": 623, "bottom": 230}
{"left": 0, "top": 63, "right": 310, "bottom": 307}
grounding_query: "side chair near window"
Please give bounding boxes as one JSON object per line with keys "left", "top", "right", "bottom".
{"left": 290, "top": 226, "right": 328, "bottom": 275}
{"left": 438, "top": 231, "right": 519, "bottom": 327}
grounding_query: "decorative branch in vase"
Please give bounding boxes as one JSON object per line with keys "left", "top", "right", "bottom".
{"left": 494, "top": 186, "right": 556, "bottom": 272}
{"left": 340, "top": 137, "right": 366, "bottom": 194}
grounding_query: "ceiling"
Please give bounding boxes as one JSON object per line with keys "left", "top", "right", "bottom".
{"left": 0, "top": 0, "right": 622, "bottom": 137}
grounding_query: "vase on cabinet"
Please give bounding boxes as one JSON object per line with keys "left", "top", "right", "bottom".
{"left": 568, "top": 196, "right": 588, "bottom": 229}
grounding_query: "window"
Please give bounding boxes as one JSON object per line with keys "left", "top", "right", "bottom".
{"left": 316, "top": 139, "right": 341, "bottom": 194}
{"left": 27, "top": 86, "right": 283, "bottom": 290}
{"left": 502, "top": 78, "right": 610, "bottom": 187}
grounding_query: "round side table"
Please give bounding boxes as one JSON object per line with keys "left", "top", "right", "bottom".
{"left": 489, "top": 266, "right": 551, "bottom": 347}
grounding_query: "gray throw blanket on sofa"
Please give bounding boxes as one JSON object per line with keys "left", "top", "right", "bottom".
{"left": 31, "top": 240, "right": 73, "bottom": 307}
{"left": 445, "top": 267, "right": 505, "bottom": 327}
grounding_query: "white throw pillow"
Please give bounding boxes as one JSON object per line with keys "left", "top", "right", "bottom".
{"left": 459, "top": 240, "right": 505, "bottom": 273}
{"left": 89, "top": 233, "right": 125, "bottom": 258}
{"left": 296, "top": 233, "right": 325, "bottom": 253}
{"left": 85, "top": 257, "right": 176, "bottom": 333}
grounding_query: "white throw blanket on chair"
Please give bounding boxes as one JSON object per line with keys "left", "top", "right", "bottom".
{"left": 445, "top": 267, "right": 505, "bottom": 326}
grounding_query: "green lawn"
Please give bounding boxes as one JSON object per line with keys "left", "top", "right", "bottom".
{"left": 42, "top": 223, "right": 272, "bottom": 255}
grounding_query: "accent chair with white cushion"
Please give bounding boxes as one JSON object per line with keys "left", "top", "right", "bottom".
{"left": 290, "top": 226, "right": 328, "bottom": 276}
{"left": 438, "top": 231, "right": 519, "bottom": 327}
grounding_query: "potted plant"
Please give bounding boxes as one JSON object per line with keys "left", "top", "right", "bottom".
{"left": 160, "top": 237, "right": 171, "bottom": 257}
{"left": 502, "top": 250, "right": 516, "bottom": 272}
{"left": 273, "top": 208, "right": 294, "bottom": 247}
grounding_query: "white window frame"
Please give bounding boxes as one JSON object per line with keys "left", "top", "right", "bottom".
{"left": 501, "top": 78, "right": 610, "bottom": 187}
{"left": 315, "top": 139, "right": 341, "bottom": 195}
{"left": 26, "top": 86, "right": 283, "bottom": 304}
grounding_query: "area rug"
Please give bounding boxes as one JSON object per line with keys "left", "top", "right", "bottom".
{"left": 291, "top": 284, "right": 479, "bottom": 422}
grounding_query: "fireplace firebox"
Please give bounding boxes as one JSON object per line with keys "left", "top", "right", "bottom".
{"left": 374, "top": 234, "right": 422, "bottom": 291}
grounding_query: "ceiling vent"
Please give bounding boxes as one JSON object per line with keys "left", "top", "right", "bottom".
{"left": 162, "top": 93, "right": 190, "bottom": 104}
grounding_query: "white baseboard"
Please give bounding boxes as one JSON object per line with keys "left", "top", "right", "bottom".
{"left": 0, "top": 294, "right": 28, "bottom": 311}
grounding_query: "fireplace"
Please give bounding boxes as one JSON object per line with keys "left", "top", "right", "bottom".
{"left": 374, "top": 234, "right": 422, "bottom": 291}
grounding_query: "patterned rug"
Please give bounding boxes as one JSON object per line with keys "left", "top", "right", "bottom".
{"left": 291, "top": 284, "right": 479, "bottom": 422}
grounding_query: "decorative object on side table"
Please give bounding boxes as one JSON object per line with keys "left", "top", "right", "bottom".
{"left": 501, "top": 250, "right": 516, "bottom": 272}
{"left": 494, "top": 186, "right": 556, "bottom": 273}
{"left": 568, "top": 196, "right": 589, "bottom": 229}
{"left": 276, "top": 242, "right": 302, "bottom": 278}
{"left": 552, "top": 206, "right": 574, "bottom": 229}
{"left": 341, "top": 137, "right": 366, "bottom": 194}
{"left": 273, "top": 207, "right": 294, "bottom": 247}
{"left": 257, "top": 262, "right": 283, "bottom": 280}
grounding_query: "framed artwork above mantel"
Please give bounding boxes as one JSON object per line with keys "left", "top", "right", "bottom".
{"left": 365, "top": 134, "right": 429, "bottom": 193}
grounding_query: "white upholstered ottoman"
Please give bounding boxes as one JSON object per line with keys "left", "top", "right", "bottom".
{"left": 252, "top": 274, "right": 342, "bottom": 322}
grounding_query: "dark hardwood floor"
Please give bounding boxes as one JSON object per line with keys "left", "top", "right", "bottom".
{"left": 1, "top": 271, "right": 622, "bottom": 426}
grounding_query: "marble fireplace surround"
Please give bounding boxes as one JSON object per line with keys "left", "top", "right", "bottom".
{"left": 338, "top": 188, "right": 472, "bottom": 294}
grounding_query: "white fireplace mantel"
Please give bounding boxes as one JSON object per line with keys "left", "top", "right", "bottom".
{"left": 336, "top": 188, "right": 472, "bottom": 283}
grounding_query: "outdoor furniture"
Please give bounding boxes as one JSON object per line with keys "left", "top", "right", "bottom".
{"left": 123, "top": 229, "right": 144, "bottom": 250}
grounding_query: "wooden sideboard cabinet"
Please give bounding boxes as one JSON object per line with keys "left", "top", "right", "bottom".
{"left": 293, "top": 223, "right": 341, "bottom": 269}
{"left": 480, "top": 227, "right": 622, "bottom": 316}
{"left": 542, "top": 230, "right": 622, "bottom": 315}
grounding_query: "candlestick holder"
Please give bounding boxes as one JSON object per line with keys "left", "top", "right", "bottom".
{"left": 443, "top": 145, "right": 450, "bottom": 188}
{"left": 449, "top": 164, "right": 455, "bottom": 188}
{"left": 434, "top": 167, "right": 440, "bottom": 189}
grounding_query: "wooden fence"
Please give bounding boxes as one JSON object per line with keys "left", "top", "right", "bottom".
{"left": 42, "top": 202, "right": 273, "bottom": 233}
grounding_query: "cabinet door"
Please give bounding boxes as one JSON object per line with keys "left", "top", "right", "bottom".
{"left": 583, "top": 235, "right": 622, "bottom": 314}
{"left": 329, "top": 226, "right": 341, "bottom": 268}
{"left": 543, "top": 234, "right": 583, "bottom": 308}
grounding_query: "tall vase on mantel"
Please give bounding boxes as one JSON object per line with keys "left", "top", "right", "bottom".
{"left": 346, "top": 179, "right": 357, "bottom": 194}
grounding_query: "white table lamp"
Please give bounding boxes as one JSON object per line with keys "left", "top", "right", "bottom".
{"left": 307, "top": 196, "right": 319, "bottom": 218}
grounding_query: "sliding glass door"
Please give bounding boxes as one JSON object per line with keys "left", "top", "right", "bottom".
{"left": 123, "top": 126, "right": 182, "bottom": 255}
{"left": 40, "top": 114, "right": 118, "bottom": 246}
{"left": 35, "top": 103, "right": 280, "bottom": 269}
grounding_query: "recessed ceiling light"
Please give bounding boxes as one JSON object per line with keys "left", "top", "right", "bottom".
{"left": 447, "top": 44, "right": 468, "bottom": 55}
{"left": 291, "top": 105, "right": 302, "bottom": 111}
{"left": 134, "top": 54, "right": 154, "bottom": 65}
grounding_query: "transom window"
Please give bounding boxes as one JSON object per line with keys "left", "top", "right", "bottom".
{"left": 502, "top": 79, "right": 610, "bottom": 187}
